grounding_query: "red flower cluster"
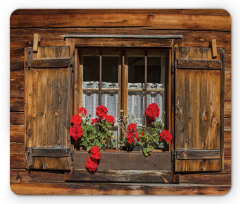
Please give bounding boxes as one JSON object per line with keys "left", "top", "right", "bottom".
{"left": 85, "top": 157, "right": 98, "bottom": 172}
{"left": 104, "top": 115, "right": 115, "bottom": 125}
{"left": 160, "top": 129, "right": 173, "bottom": 143}
{"left": 145, "top": 103, "right": 160, "bottom": 122}
{"left": 70, "top": 114, "right": 82, "bottom": 126}
{"left": 78, "top": 107, "right": 87, "bottom": 116}
{"left": 126, "top": 123, "right": 139, "bottom": 144}
{"left": 85, "top": 146, "right": 101, "bottom": 172}
{"left": 90, "top": 146, "right": 101, "bottom": 160}
{"left": 70, "top": 125, "right": 83, "bottom": 140}
{"left": 91, "top": 118, "right": 100, "bottom": 125}
{"left": 70, "top": 112, "right": 85, "bottom": 140}
{"left": 96, "top": 105, "right": 108, "bottom": 119}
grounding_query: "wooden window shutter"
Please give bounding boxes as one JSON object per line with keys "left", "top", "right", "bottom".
{"left": 24, "top": 46, "right": 73, "bottom": 170}
{"left": 174, "top": 47, "right": 224, "bottom": 172}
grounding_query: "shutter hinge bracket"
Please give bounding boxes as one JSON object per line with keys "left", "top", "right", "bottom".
{"left": 171, "top": 61, "right": 175, "bottom": 73}
{"left": 70, "top": 60, "right": 74, "bottom": 73}
{"left": 26, "top": 47, "right": 33, "bottom": 70}
{"left": 70, "top": 149, "right": 74, "bottom": 161}
{"left": 26, "top": 147, "right": 33, "bottom": 170}
{"left": 171, "top": 150, "right": 176, "bottom": 161}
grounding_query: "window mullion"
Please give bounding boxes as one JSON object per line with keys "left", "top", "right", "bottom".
{"left": 144, "top": 50, "right": 148, "bottom": 125}
{"left": 99, "top": 50, "right": 102, "bottom": 105}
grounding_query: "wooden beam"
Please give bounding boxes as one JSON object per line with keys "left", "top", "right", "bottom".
{"left": 33, "top": 33, "right": 40, "bottom": 52}
{"left": 211, "top": 39, "right": 218, "bottom": 58}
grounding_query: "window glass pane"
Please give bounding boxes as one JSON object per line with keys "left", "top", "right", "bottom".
{"left": 82, "top": 56, "right": 99, "bottom": 120}
{"left": 127, "top": 57, "right": 145, "bottom": 124}
{"left": 83, "top": 56, "right": 99, "bottom": 83}
{"left": 102, "top": 56, "right": 118, "bottom": 84}
{"left": 128, "top": 57, "right": 145, "bottom": 84}
{"left": 82, "top": 90, "right": 99, "bottom": 120}
{"left": 147, "top": 57, "right": 165, "bottom": 123}
{"left": 101, "top": 56, "right": 119, "bottom": 124}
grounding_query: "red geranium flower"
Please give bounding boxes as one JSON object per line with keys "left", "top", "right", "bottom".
{"left": 145, "top": 103, "right": 160, "bottom": 122}
{"left": 91, "top": 118, "right": 100, "bottom": 125}
{"left": 70, "top": 125, "right": 83, "bottom": 140}
{"left": 70, "top": 114, "right": 82, "bottom": 126}
{"left": 78, "top": 107, "right": 87, "bottom": 116}
{"left": 126, "top": 123, "right": 139, "bottom": 144}
{"left": 104, "top": 115, "right": 115, "bottom": 125}
{"left": 128, "top": 123, "right": 137, "bottom": 132}
{"left": 160, "top": 129, "right": 172, "bottom": 143}
{"left": 85, "top": 156, "right": 98, "bottom": 172}
{"left": 90, "top": 146, "right": 101, "bottom": 160}
{"left": 96, "top": 105, "right": 108, "bottom": 119}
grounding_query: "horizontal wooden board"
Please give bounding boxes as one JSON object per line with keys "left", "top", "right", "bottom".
{"left": 10, "top": 70, "right": 24, "bottom": 97}
{"left": 10, "top": 154, "right": 25, "bottom": 169}
{"left": 10, "top": 169, "right": 66, "bottom": 184}
{"left": 66, "top": 170, "right": 171, "bottom": 183}
{"left": 180, "top": 173, "right": 231, "bottom": 185}
{"left": 10, "top": 13, "right": 231, "bottom": 31}
{"left": 10, "top": 97, "right": 24, "bottom": 112}
{"left": 175, "top": 150, "right": 220, "bottom": 160}
{"left": 74, "top": 38, "right": 173, "bottom": 47}
{"left": 10, "top": 112, "right": 24, "bottom": 125}
{"left": 175, "top": 159, "right": 221, "bottom": 172}
{"left": 10, "top": 142, "right": 24, "bottom": 155}
{"left": 74, "top": 151, "right": 171, "bottom": 171}
{"left": 11, "top": 9, "right": 230, "bottom": 16}
{"left": 10, "top": 28, "right": 231, "bottom": 71}
{"left": 177, "top": 60, "right": 221, "bottom": 70}
{"left": 10, "top": 126, "right": 24, "bottom": 142}
{"left": 225, "top": 72, "right": 231, "bottom": 102}
{"left": 10, "top": 183, "right": 231, "bottom": 195}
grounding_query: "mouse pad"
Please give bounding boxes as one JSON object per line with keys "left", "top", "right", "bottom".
{"left": 10, "top": 9, "right": 231, "bottom": 195}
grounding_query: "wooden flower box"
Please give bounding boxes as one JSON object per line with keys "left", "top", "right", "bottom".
{"left": 65, "top": 151, "right": 171, "bottom": 183}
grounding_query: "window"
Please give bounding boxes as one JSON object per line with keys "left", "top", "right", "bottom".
{"left": 79, "top": 48, "right": 168, "bottom": 146}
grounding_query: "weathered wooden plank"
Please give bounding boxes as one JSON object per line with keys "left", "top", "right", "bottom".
{"left": 11, "top": 9, "right": 230, "bottom": 16}
{"left": 225, "top": 71, "right": 231, "bottom": 102}
{"left": 10, "top": 70, "right": 24, "bottom": 97}
{"left": 10, "top": 97, "right": 24, "bottom": 112}
{"left": 180, "top": 173, "right": 231, "bottom": 185}
{"left": 224, "top": 101, "right": 231, "bottom": 118}
{"left": 33, "top": 33, "right": 40, "bottom": 52}
{"left": 10, "top": 154, "right": 25, "bottom": 169}
{"left": 224, "top": 117, "right": 231, "bottom": 131}
{"left": 74, "top": 151, "right": 171, "bottom": 171}
{"left": 10, "top": 28, "right": 231, "bottom": 71}
{"left": 31, "top": 59, "right": 71, "bottom": 68}
{"left": 177, "top": 60, "right": 221, "bottom": 70}
{"left": 10, "top": 183, "right": 231, "bottom": 195}
{"left": 175, "top": 150, "right": 220, "bottom": 160}
{"left": 10, "top": 112, "right": 24, "bottom": 125}
{"left": 10, "top": 169, "right": 65, "bottom": 184}
{"left": 66, "top": 170, "right": 171, "bottom": 183}
{"left": 30, "top": 148, "right": 71, "bottom": 157}
{"left": 10, "top": 13, "right": 231, "bottom": 31}
{"left": 10, "top": 126, "right": 24, "bottom": 142}
{"left": 10, "top": 142, "right": 24, "bottom": 155}
{"left": 175, "top": 159, "right": 221, "bottom": 172}
{"left": 73, "top": 38, "right": 173, "bottom": 48}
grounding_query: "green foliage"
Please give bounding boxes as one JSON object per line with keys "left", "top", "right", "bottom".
{"left": 139, "top": 121, "right": 164, "bottom": 157}
{"left": 80, "top": 115, "right": 116, "bottom": 150}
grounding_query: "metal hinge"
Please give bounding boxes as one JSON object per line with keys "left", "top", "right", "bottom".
{"left": 26, "top": 147, "right": 33, "bottom": 170}
{"left": 70, "top": 149, "right": 74, "bottom": 161}
{"left": 171, "top": 150, "right": 176, "bottom": 161}
{"left": 171, "top": 62, "right": 175, "bottom": 73}
{"left": 70, "top": 61, "right": 74, "bottom": 73}
{"left": 26, "top": 47, "right": 33, "bottom": 70}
